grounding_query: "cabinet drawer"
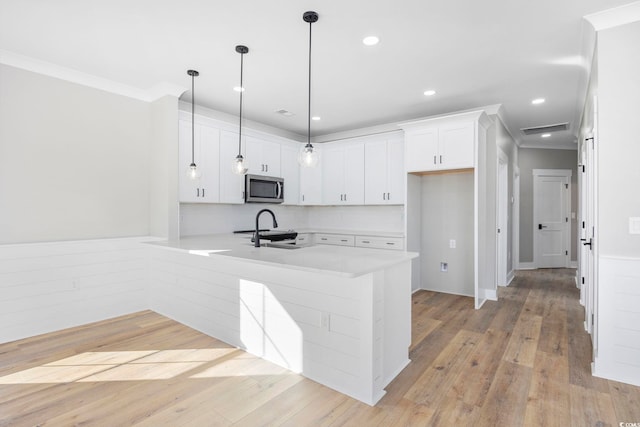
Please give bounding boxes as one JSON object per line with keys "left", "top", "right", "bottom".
{"left": 355, "top": 236, "right": 404, "bottom": 251}
{"left": 315, "top": 234, "right": 355, "bottom": 247}
{"left": 296, "top": 233, "right": 313, "bottom": 244}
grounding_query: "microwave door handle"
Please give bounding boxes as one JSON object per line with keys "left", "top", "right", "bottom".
{"left": 276, "top": 182, "right": 282, "bottom": 199}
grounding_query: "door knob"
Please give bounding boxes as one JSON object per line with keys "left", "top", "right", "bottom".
{"left": 538, "top": 224, "right": 548, "bottom": 230}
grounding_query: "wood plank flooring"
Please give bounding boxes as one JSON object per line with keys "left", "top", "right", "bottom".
{"left": 1, "top": 268, "right": 639, "bottom": 426}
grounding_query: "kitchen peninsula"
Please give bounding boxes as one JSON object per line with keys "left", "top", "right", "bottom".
{"left": 148, "top": 233, "right": 417, "bottom": 405}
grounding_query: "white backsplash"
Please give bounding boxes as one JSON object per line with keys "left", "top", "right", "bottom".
{"left": 179, "top": 204, "right": 404, "bottom": 236}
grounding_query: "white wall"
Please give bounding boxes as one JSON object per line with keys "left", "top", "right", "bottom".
{"left": 0, "top": 65, "right": 155, "bottom": 244}
{"left": 591, "top": 19, "right": 640, "bottom": 387}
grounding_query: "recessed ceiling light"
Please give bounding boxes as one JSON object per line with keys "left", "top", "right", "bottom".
{"left": 362, "top": 36, "right": 379, "bottom": 46}
{"left": 531, "top": 98, "right": 545, "bottom": 105}
{"left": 541, "top": 133, "right": 551, "bottom": 138}
{"left": 312, "top": 116, "right": 321, "bottom": 121}
{"left": 424, "top": 90, "right": 436, "bottom": 96}
{"left": 233, "top": 86, "right": 244, "bottom": 92}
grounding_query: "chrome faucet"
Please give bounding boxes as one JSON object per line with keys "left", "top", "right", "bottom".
{"left": 254, "top": 209, "right": 278, "bottom": 247}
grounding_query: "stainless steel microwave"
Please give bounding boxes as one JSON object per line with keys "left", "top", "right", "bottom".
{"left": 245, "top": 174, "right": 284, "bottom": 203}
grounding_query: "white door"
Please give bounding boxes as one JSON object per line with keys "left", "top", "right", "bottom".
{"left": 497, "top": 150, "right": 508, "bottom": 286}
{"left": 533, "top": 169, "right": 571, "bottom": 268}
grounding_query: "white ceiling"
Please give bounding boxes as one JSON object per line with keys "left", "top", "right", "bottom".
{"left": 0, "top": 0, "right": 636, "bottom": 149}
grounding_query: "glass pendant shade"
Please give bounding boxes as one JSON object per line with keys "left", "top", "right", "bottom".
{"left": 232, "top": 154, "right": 248, "bottom": 175}
{"left": 298, "top": 143, "right": 318, "bottom": 167}
{"left": 187, "top": 162, "right": 201, "bottom": 180}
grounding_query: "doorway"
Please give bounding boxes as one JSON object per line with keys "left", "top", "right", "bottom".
{"left": 533, "top": 169, "right": 571, "bottom": 268}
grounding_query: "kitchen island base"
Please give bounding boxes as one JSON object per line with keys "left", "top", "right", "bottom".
{"left": 149, "top": 245, "right": 413, "bottom": 405}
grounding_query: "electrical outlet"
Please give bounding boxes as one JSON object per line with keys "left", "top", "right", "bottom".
{"left": 440, "top": 262, "right": 448, "bottom": 272}
{"left": 630, "top": 217, "right": 640, "bottom": 235}
{"left": 321, "top": 312, "right": 330, "bottom": 331}
{"left": 449, "top": 239, "right": 456, "bottom": 249}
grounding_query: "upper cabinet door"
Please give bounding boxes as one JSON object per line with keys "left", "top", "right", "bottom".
{"left": 322, "top": 145, "right": 345, "bottom": 205}
{"left": 280, "top": 144, "right": 299, "bottom": 205}
{"left": 178, "top": 120, "right": 220, "bottom": 203}
{"left": 343, "top": 143, "right": 365, "bottom": 205}
{"left": 364, "top": 138, "right": 405, "bottom": 205}
{"left": 219, "top": 130, "right": 245, "bottom": 204}
{"left": 405, "top": 128, "right": 438, "bottom": 172}
{"left": 245, "top": 136, "right": 281, "bottom": 177}
{"left": 364, "top": 140, "right": 388, "bottom": 204}
{"left": 438, "top": 121, "right": 475, "bottom": 170}
{"left": 299, "top": 148, "right": 322, "bottom": 205}
{"left": 386, "top": 138, "right": 405, "bottom": 204}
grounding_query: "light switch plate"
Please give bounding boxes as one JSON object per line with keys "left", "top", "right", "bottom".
{"left": 630, "top": 217, "right": 640, "bottom": 235}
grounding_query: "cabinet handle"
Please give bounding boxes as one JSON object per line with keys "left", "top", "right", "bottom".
{"left": 440, "top": 155, "right": 443, "bottom": 164}
{"left": 340, "top": 194, "right": 343, "bottom": 201}
{"left": 434, "top": 155, "right": 437, "bottom": 164}
{"left": 321, "top": 238, "right": 328, "bottom": 241}
{"left": 202, "top": 188, "right": 205, "bottom": 197}
{"left": 197, "top": 188, "right": 200, "bottom": 197}
{"left": 386, "top": 242, "right": 395, "bottom": 246}
{"left": 344, "top": 194, "right": 347, "bottom": 201}
{"left": 383, "top": 193, "right": 386, "bottom": 200}
{"left": 340, "top": 239, "right": 348, "bottom": 242}
{"left": 265, "top": 164, "right": 268, "bottom": 172}
{"left": 302, "top": 194, "right": 305, "bottom": 202}
{"left": 362, "top": 240, "right": 370, "bottom": 244}
{"left": 387, "top": 192, "right": 391, "bottom": 200}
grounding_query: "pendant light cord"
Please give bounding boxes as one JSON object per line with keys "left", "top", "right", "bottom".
{"left": 238, "top": 52, "right": 244, "bottom": 156}
{"left": 307, "top": 18, "right": 312, "bottom": 146}
{"left": 191, "top": 72, "right": 195, "bottom": 165}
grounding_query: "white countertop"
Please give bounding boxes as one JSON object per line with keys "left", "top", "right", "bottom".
{"left": 148, "top": 233, "right": 417, "bottom": 278}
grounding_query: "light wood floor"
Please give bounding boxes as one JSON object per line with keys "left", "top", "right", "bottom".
{"left": 1, "top": 269, "right": 639, "bottom": 426}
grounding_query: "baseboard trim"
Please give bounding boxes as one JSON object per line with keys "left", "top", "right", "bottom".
{"left": 485, "top": 290, "right": 498, "bottom": 301}
{"left": 506, "top": 270, "right": 515, "bottom": 286}
{"left": 517, "top": 262, "right": 536, "bottom": 270}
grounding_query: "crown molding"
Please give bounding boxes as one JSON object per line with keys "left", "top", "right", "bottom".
{"left": 585, "top": 1, "right": 640, "bottom": 31}
{"left": 0, "top": 49, "right": 186, "bottom": 102}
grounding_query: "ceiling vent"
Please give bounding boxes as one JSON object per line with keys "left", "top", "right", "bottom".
{"left": 275, "top": 109, "right": 295, "bottom": 117}
{"left": 521, "top": 122, "right": 569, "bottom": 136}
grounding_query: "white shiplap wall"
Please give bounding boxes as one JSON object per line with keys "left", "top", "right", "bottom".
{"left": 594, "top": 256, "right": 640, "bottom": 386}
{"left": 0, "top": 237, "right": 151, "bottom": 343}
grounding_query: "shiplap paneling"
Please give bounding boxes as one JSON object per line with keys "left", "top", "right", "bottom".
{"left": 594, "top": 256, "right": 640, "bottom": 386}
{"left": 0, "top": 237, "right": 150, "bottom": 343}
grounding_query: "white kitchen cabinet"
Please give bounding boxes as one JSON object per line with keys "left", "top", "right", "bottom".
{"left": 178, "top": 119, "right": 220, "bottom": 203}
{"left": 245, "top": 136, "right": 281, "bottom": 177}
{"left": 404, "top": 119, "right": 475, "bottom": 172}
{"left": 315, "top": 233, "right": 355, "bottom": 246}
{"left": 322, "top": 142, "right": 365, "bottom": 205}
{"left": 280, "top": 143, "right": 299, "bottom": 205}
{"left": 355, "top": 236, "right": 404, "bottom": 251}
{"left": 299, "top": 147, "right": 322, "bottom": 205}
{"left": 219, "top": 130, "right": 245, "bottom": 204}
{"left": 364, "top": 137, "right": 405, "bottom": 205}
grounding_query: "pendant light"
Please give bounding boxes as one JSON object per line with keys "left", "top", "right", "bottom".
{"left": 186, "top": 69, "right": 201, "bottom": 180}
{"left": 232, "top": 45, "right": 249, "bottom": 175}
{"left": 298, "top": 11, "right": 319, "bottom": 168}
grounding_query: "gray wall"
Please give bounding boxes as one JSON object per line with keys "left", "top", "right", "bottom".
{"left": 0, "top": 64, "right": 158, "bottom": 243}
{"left": 597, "top": 21, "right": 640, "bottom": 258}
{"left": 518, "top": 148, "right": 578, "bottom": 263}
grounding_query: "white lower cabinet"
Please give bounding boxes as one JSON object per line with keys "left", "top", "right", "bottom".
{"left": 315, "top": 233, "right": 356, "bottom": 246}
{"left": 295, "top": 233, "right": 313, "bottom": 245}
{"left": 355, "top": 236, "right": 404, "bottom": 251}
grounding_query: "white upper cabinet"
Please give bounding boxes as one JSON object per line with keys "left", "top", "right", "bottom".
{"left": 403, "top": 113, "right": 479, "bottom": 173}
{"left": 364, "top": 137, "right": 405, "bottom": 205}
{"left": 280, "top": 143, "right": 300, "bottom": 205}
{"left": 219, "top": 130, "right": 246, "bottom": 204}
{"left": 244, "top": 136, "right": 281, "bottom": 177}
{"left": 322, "top": 142, "right": 365, "bottom": 205}
{"left": 178, "top": 119, "right": 220, "bottom": 203}
{"left": 299, "top": 147, "right": 322, "bottom": 205}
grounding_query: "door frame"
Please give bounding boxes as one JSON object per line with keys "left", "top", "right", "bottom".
{"left": 496, "top": 148, "right": 509, "bottom": 286}
{"left": 512, "top": 166, "right": 520, "bottom": 273}
{"left": 533, "top": 168, "right": 572, "bottom": 269}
